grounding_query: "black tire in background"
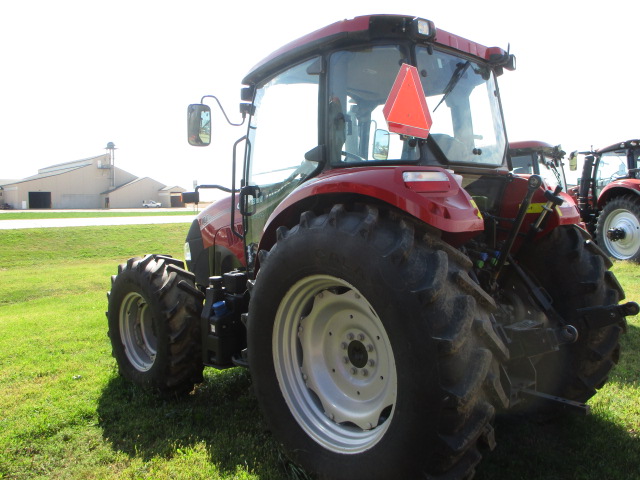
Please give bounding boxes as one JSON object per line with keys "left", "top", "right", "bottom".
{"left": 596, "top": 195, "right": 640, "bottom": 262}
{"left": 248, "top": 204, "right": 508, "bottom": 480}
{"left": 107, "top": 254, "right": 204, "bottom": 394}
{"left": 518, "top": 225, "right": 626, "bottom": 404}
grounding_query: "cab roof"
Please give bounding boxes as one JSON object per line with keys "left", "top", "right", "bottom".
{"left": 597, "top": 139, "right": 640, "bottom": 154}
{"left": 243, "top": 14, "right": 510, "bottom": 86}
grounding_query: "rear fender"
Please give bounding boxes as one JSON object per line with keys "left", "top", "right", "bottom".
{"left": 498, "top": 176, "right": 581, "bottom": 247}
{"left": 597, "top": 180, "right": 640, "bottom": 208}
{"left": 258, "top": 166, "right": 484, "bottom": 257}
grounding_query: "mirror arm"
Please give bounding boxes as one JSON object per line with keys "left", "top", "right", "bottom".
{"left": 200, "top": 95, "right": 247, "bottom": 126}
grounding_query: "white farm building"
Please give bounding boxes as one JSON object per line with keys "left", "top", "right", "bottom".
{"left": 0, "top": 153, "right": 185, "bottom": 210}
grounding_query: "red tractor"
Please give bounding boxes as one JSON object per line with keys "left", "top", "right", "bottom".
{"left": 106, "top": 15, "right": 637, "bottom": 480}
{"left": 569, "top": 140, "right": 640, "bottom": 262}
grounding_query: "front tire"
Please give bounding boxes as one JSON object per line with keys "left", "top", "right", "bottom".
{"left": 107, "top": 254, "right": 204, "bottom": 394}
{"left": 596, "top": 195, "right": 640, "bottom": 262}
{"left": 248, "top": 205, "right": 506, "bottom": 480}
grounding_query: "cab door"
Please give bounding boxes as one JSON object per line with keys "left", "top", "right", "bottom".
{"left": 240, "top": 58, "right": 321, "bottom": 271}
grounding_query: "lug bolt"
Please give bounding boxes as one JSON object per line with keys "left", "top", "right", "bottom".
{"left": 343, "top": 356, "right": 349, "bottom": 364}
{"left": 347, "top": 332, "right": 355, "bottom": 340}
{"left": 368, "top": 359, "right": 375, "bottom": 367}
{"left": 362, "top": 369, "right": 369, "bottom": 377}
{"left": 341, "top": 342, "right": 348, "bottom": 350}
{"left": 351, "top": 367, "right": 358, "bottom": 375}
{"left": 358, "top": 333, "right": 365, "bottom": 341}
{"left": 367, "top": 344, "right": 374, "bottom": 352}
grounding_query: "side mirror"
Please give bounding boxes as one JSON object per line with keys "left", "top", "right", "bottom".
{"left": 569, "top": 151, "right": 578, "bottom": 171}
{"left": 181, "top": 191, "right": 200, "bottom": 204}
{"left": 187, "top": 104, "right": 212, "bottom": 146}
{"left": 372, "top": 129, "right": 390, "bottom": 160}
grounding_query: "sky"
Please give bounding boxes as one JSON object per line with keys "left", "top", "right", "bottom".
{"left": 1, "top": 0, "right": 638, "bottom": 193}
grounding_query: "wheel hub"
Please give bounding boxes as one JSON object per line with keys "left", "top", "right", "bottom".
{"left": 602, "top": 207, "right": 640, "bottom": 259}
{"left": 607, "top": 227, "right": 626, "bottom": 241}
{"left": 119, "top": 292, "right": 156, "bottom": 371}
{"left": 348, "top": 340, "right": 369, "bottom": 368}
{"left": 273, "top": 275, "right": 397, "bottom": 453}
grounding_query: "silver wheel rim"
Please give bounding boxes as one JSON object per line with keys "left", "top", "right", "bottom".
{"left": 273, "top": 274, "right": 397, "bottom": 454}
{"left": 602, "top": 208, "right": 640, "bottom": 259}
{"left": 119, "top": 292, "right": 156, "bottom": 371}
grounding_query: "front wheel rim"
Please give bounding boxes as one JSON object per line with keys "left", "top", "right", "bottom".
{"left": 602, "top": 208, "right": 640, "bottom": 259}
{"left": 119, "top": 292, "right": 157, "bottom": 371}
{"left": 273, "top": 275, "right": 397, "bottom": 454}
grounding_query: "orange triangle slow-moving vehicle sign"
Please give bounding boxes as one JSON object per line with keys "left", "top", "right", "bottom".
{"left": 383, "top": 64, "right": 432, "bottom": 139}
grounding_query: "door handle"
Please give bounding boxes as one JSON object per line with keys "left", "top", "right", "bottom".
{"left": 239, "top": 185, "right": 261, "bottom": 217}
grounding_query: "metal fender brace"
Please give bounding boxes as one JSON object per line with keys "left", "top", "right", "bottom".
{"left": 487, "top": 177, "right": 577, "bottom": 348}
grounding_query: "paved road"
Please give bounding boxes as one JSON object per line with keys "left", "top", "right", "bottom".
{"left": 0, "top": 214, "right": 195, "bottom": 230}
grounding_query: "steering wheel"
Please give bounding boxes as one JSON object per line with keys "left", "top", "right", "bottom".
{"left": 341, "top": 150, "right": 367, "bottom": 162}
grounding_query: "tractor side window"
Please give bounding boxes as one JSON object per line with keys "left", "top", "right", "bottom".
{"left": 596, "top": 151, "right": 627, "bottom": 195}
{"left": 328, "top": 46, "right": 417, "bottom": 164}
{"left": 248, "top": 59, "right": 319, "bottom": 187}
{"left": 244, "top": 58, "right": 320, "bottom": 251}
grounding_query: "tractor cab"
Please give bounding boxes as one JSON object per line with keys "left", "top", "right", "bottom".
{"left": 187, "top": 14, "right": 520, "bottom": 277}
{"left": 509, "top": 140, "right": 568, "bottom": 191}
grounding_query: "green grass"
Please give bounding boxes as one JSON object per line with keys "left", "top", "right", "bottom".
{"left": 0, "top": 211, "right": 196, "bottom": 220}
{"left": 0, "top": 226, "right": 638, "bottom": 479}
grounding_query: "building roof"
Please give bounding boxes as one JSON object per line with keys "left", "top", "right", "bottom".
{"left": 37, "top": 155, "right": 104, "bottom": 174}
{"left": 101, "top": 176, "right": 165, "bottom": 195}
{"left": 4, "top": 163, "right": 91, "bottom": 185}
{"left": 1, "top": 155, "right": 109, "bottom": 186}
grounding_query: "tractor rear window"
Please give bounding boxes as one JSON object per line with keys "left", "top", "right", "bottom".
{"left": 327, "top": 45, "right": 507, "bottom": 168}
{"left": 328, "top": 46, "right": 420, "bottom": 164}
{"left": 416, "top": 47, "right": 506, "bottom": 167}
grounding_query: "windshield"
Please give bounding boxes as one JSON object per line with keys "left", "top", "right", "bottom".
{"left": 327, "top": 45, "right": 507, "bottom": 167}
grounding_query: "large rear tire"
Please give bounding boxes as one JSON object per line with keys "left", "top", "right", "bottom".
{"left": 248, "top": 205, "right": 507, "bottom": 480}
{"left": 596, "top": 195, "right": 640, "bottom": 262}
{"left": 518, "top": 225, "right": 625, "bottom": 403}
{"left": 107, "top": 254, "right": 204, "bottom": 394}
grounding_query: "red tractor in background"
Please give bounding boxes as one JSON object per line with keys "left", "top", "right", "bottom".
{"left": 569, "top": 140, "right": 640, "bottom": 262}
{"left": 106, "top": 15, "right": 637, "bottom": 480}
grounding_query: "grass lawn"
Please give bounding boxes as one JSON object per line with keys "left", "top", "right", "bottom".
{"left": 0, "top": 225, "right": 638, "bottom": 479}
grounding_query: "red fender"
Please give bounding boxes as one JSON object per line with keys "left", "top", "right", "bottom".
{"left": 499, "top": 175, "right": 581, "bottom": 247}
{"left": 260, "top": 166, "right": 484, "bottom": 252}
{"left": 598, "top": 179, "right": 640, "bottom": 207}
